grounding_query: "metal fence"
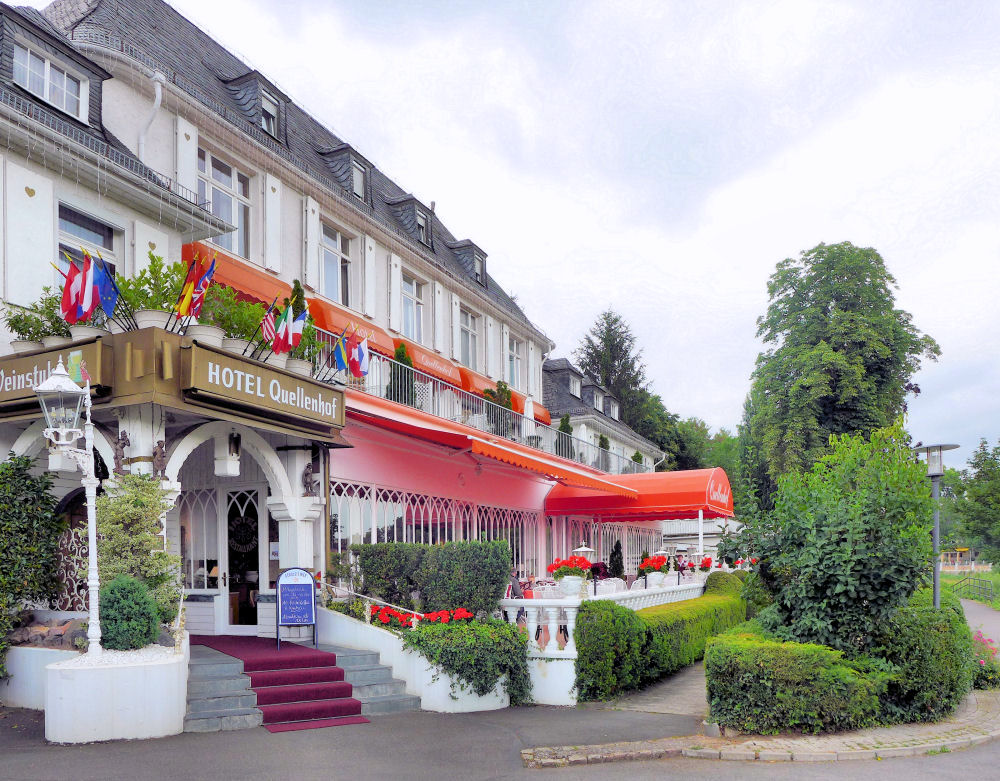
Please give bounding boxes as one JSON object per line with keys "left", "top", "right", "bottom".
{"left": 313, "top": 329, "right": 649, "bottom": 475}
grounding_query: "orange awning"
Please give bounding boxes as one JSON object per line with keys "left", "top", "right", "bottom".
{"left": 509, "top": 389, "right": 526, "bottom": 414}
{"left": 458, "top": 366, "right": 494, "bottom": 395}
{"left": 306, "top": 299, "right": 395, "bottom": 357}
{"left": 545, "top": 467, "right": 734, "bottom": 521}
{"left": 392, "top": 338, "right": 462, "bottom": 385}
{"left": 533, "top": 403, "right": 552, "bottom": 426}
{"left": 183, "top": 242, "right": 289, "bottom": 305}
{"left": 345, "top": 390, "right": 637, "bottom": 497}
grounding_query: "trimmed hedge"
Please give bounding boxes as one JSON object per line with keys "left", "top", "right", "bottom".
{"left": 100, "top": 575, "right": 160, "bottom": 651}
{"left": 351, "top": 543, "right": 427, "bottom": 609}
{"left": 575, "top": 571, "right": 746, "bottom": 700}
{"left": 705, "top": 587, "right": 974, "bottom": 733}
{"left": 705, "top": 622, "right": 885, "bottom": 734}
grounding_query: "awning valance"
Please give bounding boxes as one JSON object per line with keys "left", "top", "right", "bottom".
{"left": 345, "top": 390, "right": 637, "bottom": 497}
{"left": 545, "top": 467, "right": 734, "bottom": 521}
{"left": 184, "top": 242, "right": 290, "bottom": 305}
{"left": 306, "top": 299, "right": 395, "bottom": 357}
{"left": 533, "top": 403, "right": 552, "bottom": 425}
{"left": 392, "top": 338, "right": 462, "bottom": 385}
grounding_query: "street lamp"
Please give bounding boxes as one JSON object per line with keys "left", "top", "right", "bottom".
{"left": 34, "top": 357, "right": 102, "bottom": 656}
{"left": 572, "top": 543, "right": 596, "bottom": 595}
{"left": 913, "top": 443, "right": 959, "bottom": 610}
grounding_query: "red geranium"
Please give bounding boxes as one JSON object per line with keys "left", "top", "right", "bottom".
{"left": 638, "top": 555, "right": 669, "bottom": 576}
{"left": 546, "top": 556, "right": 592, "bottom": 579}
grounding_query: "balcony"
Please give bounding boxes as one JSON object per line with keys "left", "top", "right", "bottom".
{"left": 313, "top": 329, "right": 650, "bottom": 475}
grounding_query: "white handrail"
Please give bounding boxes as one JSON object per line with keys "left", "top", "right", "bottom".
{"left": 318, "top": 581, "right": 423, "bottom": 625}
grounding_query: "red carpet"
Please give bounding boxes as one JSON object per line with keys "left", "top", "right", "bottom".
{"left": 191, "top": 635, "right": 369, "bottom": 733}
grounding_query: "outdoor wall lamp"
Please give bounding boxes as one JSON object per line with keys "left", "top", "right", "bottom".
{"left": 34, "top": 357, "right": 102, "bottom": 655}
{"left": 913, "top": 443, "right": 959, "bottom": 609}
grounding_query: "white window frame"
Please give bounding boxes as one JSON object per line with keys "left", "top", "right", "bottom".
{"left": 459, "top": 308, "right": 479, "bottom": 369}
{"left": 416, "top": 211, "right": 429, "bottom": 244}
{"left": 261, "top": 91, "right": 279, "bottom": 137}
{"left": 321, "top": 223, "right": 352, "bottom": 308}
{"left": 198, "top": 147, "right": 252, "bottom": 259}
{"left": 593, "top": 391, "right": 603, "bottom": 411}
{"left": 13, "top": 41, "right": 89, "bottom": 122}
{"left": 507, "top": 336, "right": 522, "bottom": 389}
{"left": 474, "top": 255, "right": 485, "bottom": 285}
{"left": 401, "top": 272, "right": 424, "bottom": 343}
{"left": 351, "top": 161, "right": 366, "bottom": 199}
{"left": 569, "top": 376, "right": 581, "bottom": 397}
{"left": 56, "top": 204, "right": 117, "bottom": 280}
{"left": 608, "top": 400, "right": 619, "bottom": 420}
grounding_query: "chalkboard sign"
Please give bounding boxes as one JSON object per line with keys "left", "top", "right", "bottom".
{"left": 276, "top": 568, "right": 317, "bottom": 649}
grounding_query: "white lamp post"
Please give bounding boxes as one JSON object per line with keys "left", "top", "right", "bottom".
{"left": 913, "top": 443, "right": 959, "bottom": 610}
{"left": 34, "top": 357, "right": 102, "bottom": 656}
{"left": 572, "top": 543, "right": 596, "bottom": 595}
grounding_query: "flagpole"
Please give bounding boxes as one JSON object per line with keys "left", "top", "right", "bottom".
{"left": 165, "top": 255, "right": 199, "bottom": 334}
{"left": 246, "top": 296, "right": 279, "bottom": 359}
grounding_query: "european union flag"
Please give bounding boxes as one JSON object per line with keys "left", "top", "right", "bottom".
{"left": 93, "top": 258, "right": 118, "bottom": 317}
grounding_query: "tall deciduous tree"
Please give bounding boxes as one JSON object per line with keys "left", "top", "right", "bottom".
{"left": 746, "top": 241, "right": 939, "bottom": 500}
{"left": 957, "top": 439, "right": 1000, "bottom": 562}
{"left": 575, "top": 309, "right": 648, "bottom": 429}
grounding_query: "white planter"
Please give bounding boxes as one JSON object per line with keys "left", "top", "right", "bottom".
{"left": 107, "top": 318, "right": 126, "bottom": 334}
{"left": 285, "top": 357, "right": 313, "bottom": 376}
{"left": 221, "top": 337, "right": 253, "bottom": 356}
{"left": 41, "top": 335, "right": 72, "bottom": 348}
{"left": 69, "top": 324, "right": 110, "bottom": 341}
{"left": 45, "top": 636, "right": 190, "bottom": 743}
{"left": 645, "top": 571, "right": 667, "bottom": 588}
{"left": 265, "top": 352, "right": 288, "bottom": 369}
{"left": 185, "top": 323, "right": 225, "bottom": 347}
{"left": 1, "top": 647, "right": 79, "bottom": 709}
{"left": 133, "top": 309, "right": 172, "bottom": 330}
{"left": 9, "top": 339, "right": 43, "bottom": 353}
{"left": 558, "top": 576, "right": 584, "bottom": 597}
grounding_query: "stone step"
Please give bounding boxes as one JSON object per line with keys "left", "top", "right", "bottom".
{"left": 187, "top": 691, "right": 258, "bottom": 714}
{"left": 187, "top": 673, "right": 253, "bottom": 697}
{"left": 360, "top": 693, "right": 422, "bottom": 715}
{"left": 183, "top": 707, "right": 263, "bottom": 733}
{"left": 188, "top": 658, "right": 245, "bottom": 679}
{"left": 341, "top": 663, "right": 394, "bottom": 686}
{"left": 317, "top": 644, "right": 381, "bottom": 668}
{"left": 350, "top": 678, "right": 408, "bottom": 700}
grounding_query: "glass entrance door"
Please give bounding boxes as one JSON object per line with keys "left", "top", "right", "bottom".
{"left": 221, "top": 486, "right": 266, "bottom": 634}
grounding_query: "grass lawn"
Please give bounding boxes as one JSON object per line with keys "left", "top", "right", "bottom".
{"left": 941, "top": 570, "right": 1000, "bottom": 610}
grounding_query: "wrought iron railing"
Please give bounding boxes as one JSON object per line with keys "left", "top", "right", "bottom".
{"left": 950, "top": 576, "right": 995, "bottom": 602}
{"left": 312, "top": 329, "right": 650, "bottom": 475}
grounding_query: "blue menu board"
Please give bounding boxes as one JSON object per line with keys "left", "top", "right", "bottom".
{"left": 277, "top": 568, "right": 316, "bottom": 626}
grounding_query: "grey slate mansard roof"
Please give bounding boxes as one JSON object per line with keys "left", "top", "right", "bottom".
{"left": 39, "top": 0, "right": 548, "bottom": 341}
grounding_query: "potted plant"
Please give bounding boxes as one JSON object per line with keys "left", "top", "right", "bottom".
{"left": 637, "top": 554, "right": 670, "bottom": 588}
{"left": 115, "top": 252, "right": 189, "bottom": 329}
{"left": 3, "top": 303, "right": 47, "bottom": 352}
{"left": 545, "top": 555, "right": 591, "bottom": 597}
{"left": 198, "top": 284, "right": 265, "bottom": 355}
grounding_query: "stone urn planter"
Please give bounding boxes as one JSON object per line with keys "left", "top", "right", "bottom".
{"left": 133, "top": 309, "right": 172, "bottom": 330}
{"left": 264, "top": 351, "right": 288, "bottom": 369}
{"left": 557, "top": 575, "right": 584, "bottom": 598}
{"left": 9, "top": 339, "right": 43, "bottom": 353}
{"left": 41, "top": 335, "right": 72, "bottom": 348}
{"left": 69, "top": 324, "right": 110, "bottom": 341}
{"left": 285, "top": 358, "right": 313, "bottom": 377}
{"left": 221, "top": 337, "right": 253, "bottom": 356}
{"left": 645, "top": 571, "right": 667, "bottom": 588}
{"left": 185, "top": 323, "right": 225, "bottom": 348}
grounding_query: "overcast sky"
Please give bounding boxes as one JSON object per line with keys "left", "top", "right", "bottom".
{"left": 39, "top": 0, "right": 1000, "bottom": 469}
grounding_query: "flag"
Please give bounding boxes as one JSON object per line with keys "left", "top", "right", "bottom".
{"left": 346, "top": 332, "right": 361, "bottom": 377}
{"left": 60, "top": 260, "right": 81, "bottom": 323}
{"left": 92, "top": 255, "right": 118, "bottom": 318}
{"left": 76, "top": 254, "right": 97, "bottom": 323}
{"left": 357, "top": 337, "right": 369, "bottom": 377}
{"left": 289, "top": 309, "right": 308, "bottom": 349}
{"left": 272, "top": 305, "right": 293, "bottom": 354}
{"left": 332, "top": 326, "right": 349, "bottom": 372}
{"left": 261, "top": 304, "right": 276, "bottom": 345}
{"left": 174, "top": 258, "right": 201, "bottom": 317}
{"left": 189, "top": 258, "right": 216, "bottom": 317}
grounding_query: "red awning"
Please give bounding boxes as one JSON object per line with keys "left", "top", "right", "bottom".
{"left": 183, "top": 242, "right": 289, "bottom": 305}
{"left": 306, "top": 299, "right": 395, "bottom": 357}
{"left": 533, "top": 403, "right": 552, "bottom": 426}
{"left": 392, "top": 338, "right": 463, "bottom": 385}
{"left": 345, "top": 390, "right": 637, "bottom": 497}
{"left": 544, "top": 467, "right": 734, "bottom": 521}
{"left": 458, "top": 366, "right": 494, "bottom": 395}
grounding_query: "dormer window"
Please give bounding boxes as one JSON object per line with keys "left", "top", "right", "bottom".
{"left": 474, "top": 255, "right": 485, "bottom": 285}
{"left": 261, "top": 91, "right": 279, "bottom": 137}
{"left": 13, "top": 43, "right": 86, "bottom": 121}
{"left": 569, "top": 376, "right": 581, "bottom": 397}
{"left": 351, "top": 161, "right": 366, "bottom": 199}
{"left": 593, "top": 390, "right": 603, "bottom": 411}
{"left": 416, "top": 211, "right": 429, "bottom": 244}
{"left": 608, "top": 400, "right": 619, "bottom": 420}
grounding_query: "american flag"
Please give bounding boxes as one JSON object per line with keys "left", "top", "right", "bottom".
{"left": 261, "top": 306, "right": 276, "bottom": 344}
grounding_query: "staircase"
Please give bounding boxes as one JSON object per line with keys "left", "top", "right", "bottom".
{"left": 185, "top": 644, "right": 263, "bottom": 732}
{"left": 319, "top": 644, "right": 421, "bottom": 716}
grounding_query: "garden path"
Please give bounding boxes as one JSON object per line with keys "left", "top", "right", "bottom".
{"left": 590, "top": 661, "right": 708, "bottom": 719}
{"left": 963, "top": 599, "right": 1000, "bottom": 643}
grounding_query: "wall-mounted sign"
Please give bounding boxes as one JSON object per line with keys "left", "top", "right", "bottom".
{"left": 276, "top": 567, "right": 317, "bottom": 649}
{"left": 0, "top": 342, "right": 105, "bottom": 408}
{"left": 182, "top": 344, "right": 345, "bottom": 429}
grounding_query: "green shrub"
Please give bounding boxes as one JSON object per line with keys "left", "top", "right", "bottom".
{"left": 740, "top": 571, "right": 773, "bottom": 620}
{"left": 402, "top": 618, "right": 531, "bottom": 704}
{"left": 100, "top": 575, "right": 160, "bottom": 650}
{"left": 705, "top": 625, "right": 886, "bottom": 734}
{"left": 608, "top": 540, "right": 625, "bottom": 578}
{"left": 730, "top": 570, "right": 749, "bottom": 583}
{"left": 351, "top": 543, "right": 427, "bottom": 609}
{"left": 574, "top": 601, "right": 647, "bottom": 700}
{"left": 972, "top": 627, "right": 1000, "bottom": 689}
{"left": 704, "top": 571, "right": 742, "bottom": 596}
{"left": 872, "top": 587, "right": 973, "bottom": 723}
{"left": 414, "top": 540, "right": 509, "bottom": 616}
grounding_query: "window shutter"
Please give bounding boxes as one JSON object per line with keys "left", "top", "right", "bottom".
{"left": 527, "top": 341, "right": 537, "bottom": 397}
{"left": 263, "top": 173, "right": 282, "bottom": 272}
{"left": 485, "top": 317, "right": 497, "bottom": 379}
{"left": 5, "top": 161, "right": 52, "bottom": 307}
{"left": 133, "top": 221, "right": 168, "bottom": 276}
{"left": 387, "top": 253, "right": 402, "bottom": 332}
{"left": 303, "top": 195, "right": 319, "bottom": 289}
{"left": 175, "top": 116, "right": 198, "bottom": 195}
{"left": 433, "top": 282, "right": 445, "bottom": 352}
{"left": 451, "top": 293, "right": 462, "bottom": 361}
{"left": 363, "top": 235, "right": 377, "bottom": 317}
{"left": 500, "top": 324, "right": 511, "bottom": 384}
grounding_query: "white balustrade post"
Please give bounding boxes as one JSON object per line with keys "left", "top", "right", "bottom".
{"left": 544, "top": 605, "right": 560, "bottom": 653}
{"left": 525, "top": 605, "right": 540, "bottom": 651}
{"left": 563, "top": 606, "right": 578, "bottom": 654}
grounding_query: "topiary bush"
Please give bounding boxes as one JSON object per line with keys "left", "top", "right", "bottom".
{"left": 402, "top": 618, "right": 531, "bottom": 704}
{"left": 100, "top": 575, "right": 160, "bottom": 650}
{"left": 574, "top": 600, "right": 647, "bottom": 700}
{"left": 705, "top": 622, "right": 886, "bottom": 734}
{"left": 608, "top": 540, "right": 624, "bottom": 579}
{"left": 704, "top": 571, "right": 742, "bottom": 596}
{"left": 351, "top": 543, "right": 427, "bottom": 609}
{"left": 414, "top": 540, "right": 509, "bottom": 617}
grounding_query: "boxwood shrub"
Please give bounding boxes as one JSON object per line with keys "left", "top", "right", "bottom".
{"left": 574, "top": 571, "right": 746, "bottom": 701}
{"left": 100, "top": 574, "right": 160, "bottom": 651}
{"left": 350, "top": 543, "right": 427, "bottom": 609}
{"left": 414, "top": 540, "right": 510, "bottom": 616}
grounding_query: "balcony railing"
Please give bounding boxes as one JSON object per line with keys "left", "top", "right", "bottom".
{"left": 313, "top": 329, "right": 650, "bottom": 475}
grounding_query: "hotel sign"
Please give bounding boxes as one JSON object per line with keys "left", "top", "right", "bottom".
{"left": 182, "top": 344, "right": 344, "bottom": 429}
{"left": 0, "top": 342, "right": 106, "bottom": 406}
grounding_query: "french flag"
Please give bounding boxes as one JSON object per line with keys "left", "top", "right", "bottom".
{"left": 357, "top": 337, "right": 369, "bottom": 377}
